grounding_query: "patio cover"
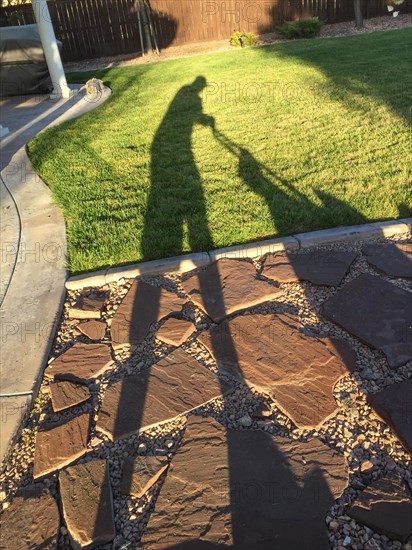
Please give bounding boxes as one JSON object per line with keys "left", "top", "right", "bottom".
{"left": 0, "top": 24, "right": 62, "bottom": 96}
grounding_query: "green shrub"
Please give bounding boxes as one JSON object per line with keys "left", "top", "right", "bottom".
{"left": 230, "top": 31, "right": 257, "bottom": 47}
{"left": 277, "top": 17, "right": 324, "bottom": 39}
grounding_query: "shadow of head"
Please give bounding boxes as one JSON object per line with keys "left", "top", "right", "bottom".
{"left": 192, "top": 75, "right": 208, "bottom": 92}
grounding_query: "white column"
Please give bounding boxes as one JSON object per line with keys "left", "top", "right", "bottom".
{"left": 31, "top": 0, "right": 70, "bottom": 99}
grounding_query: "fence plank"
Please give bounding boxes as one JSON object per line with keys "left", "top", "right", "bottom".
{"left": 0, "top": 0, "right": 408, "bottom": 61}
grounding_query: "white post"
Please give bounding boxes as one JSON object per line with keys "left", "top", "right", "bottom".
{"left": 31, "top": 0, "right": 71, "bottom": 99}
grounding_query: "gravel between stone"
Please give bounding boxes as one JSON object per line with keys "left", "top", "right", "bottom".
{"left": 1, "top": 231, "right": 411, "bottom": 550}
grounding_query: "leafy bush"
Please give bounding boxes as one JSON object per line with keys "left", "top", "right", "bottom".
{"left": 230, "top": 31, "right": 257, "bottom": 47}
{"left": 277, "top": 17, "right": 324, "bottom": 39}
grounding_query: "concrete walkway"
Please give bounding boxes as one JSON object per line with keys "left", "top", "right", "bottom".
{"left": 0, "top": 86, "right": 111, "bottom": 462}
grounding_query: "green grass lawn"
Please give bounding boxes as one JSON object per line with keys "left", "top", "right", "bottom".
{"left": 29, "top": 28, "right": 412, "bottom": 274}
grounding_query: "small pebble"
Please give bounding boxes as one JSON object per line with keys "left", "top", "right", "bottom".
{"left": 329, "top": 520, "right": 340, "bottom": 533}
{"left": 360, "top": 460, "right": 374, "bottom": 473}
{"left": 239, "top": 414, "right": 252, "bottom": 427}
{"left": 343, "top": 535, "right": 352, "bottom": 547}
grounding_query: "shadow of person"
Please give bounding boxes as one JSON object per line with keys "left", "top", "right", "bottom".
{"left": 111, "top": 75, "right": 216, "bottom": 461}
{"left": 159, "top": 458, "right": 337, "bottom": 549}
{"left": 141, "top": 76, "right": 215, "bottom": 261}
{"left": 110, "top": 77, "right": 343, "bottom": 548}
{"left": 233, "top": 139, "right": 367, "bottom": 234}
{"left": 134, "top": 258, "right": 339, "bottom": 548}
{"left": 397, "top": 202, "right": 412, "bottom": 218}
{"left": 109, "top": 76, "right": 214, "bottom": 478}
{"left": 110, "top": 76, "right": 217, "bottom": 502}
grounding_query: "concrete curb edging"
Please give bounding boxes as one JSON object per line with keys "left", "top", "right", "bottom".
{"left": 293, "top": 218, "right": 411, "bottom": 247}
{"left": 66, "top": 218, "right": 412, "bottom": 290}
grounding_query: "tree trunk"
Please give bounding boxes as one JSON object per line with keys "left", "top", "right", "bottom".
{"left": 354, "top": 0, "right": 363, "bottom": 28}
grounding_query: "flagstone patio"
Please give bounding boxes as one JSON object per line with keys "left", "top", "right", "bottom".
{"left": 0, "top": 237, "right": 411, "bottom": 549}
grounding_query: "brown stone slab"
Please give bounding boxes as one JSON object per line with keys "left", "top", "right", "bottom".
{"left": 322, "top": 274, "right": 412, "bottom": 368}
{"left": 367, "top": 380, "right": 412, "bottom": 455}
{"left": 49, "top": 380, "right": 91, "bottom": 412}
{"left": 141, "top": 416, "right": 348, "bottom": 549}
{"left": 363, "top": 243, "right": 412, "bottom": 278}
{"left": 0, "top": 484, "right": 59, "bottom": 549}
{"left": 181, "top": 259, "right": 283, "bottom": 322}
{"left": 348, "top": 472, "right": 412, "bottom": 542}
{"left": 198, "top": 313, "right": 348, "bottom": 429}
{"left": 263, "top": 250, "right": 357, "bottom": 286}
{"left": 60, "top": 459, "right": 115, "bottom": 549}
{"left": 77, "top": 320, "right": 106, "bottom": 340}
{"left": 97, "top": 349, "right": 232, "bottom": 441}
{"left": 110, "top": 280, "right": 186, "bottom": 348}
{"left": 33, "top": 413, "right": 90, "bottom": 479}
{"left": 156, "top": 318, "right": 196, "bottom": 347}
{"left": 68, "top": 294, "right": 106, "bottom": 319}
{"left": 44, "top": 343, "right": 113, "bottom": 382}
{"left": 120, "top": 455, "right": 169, "bottom": 498}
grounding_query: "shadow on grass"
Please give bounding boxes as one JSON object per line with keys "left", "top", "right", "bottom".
{"left": 141, "top": 74, "right": 369, "bottom": 260}
{"left": 141, "top": 76, "right": 215, "bottom": 259}
{"left": 214, "top": 130, "right": 367, "bottom": 234}
{"left": 257, "top": 28, "right": 412, "bottom": 124}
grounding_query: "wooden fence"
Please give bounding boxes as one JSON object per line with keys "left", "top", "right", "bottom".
{"left": 1, "top": 0, "right": 410, "bottom": 61}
